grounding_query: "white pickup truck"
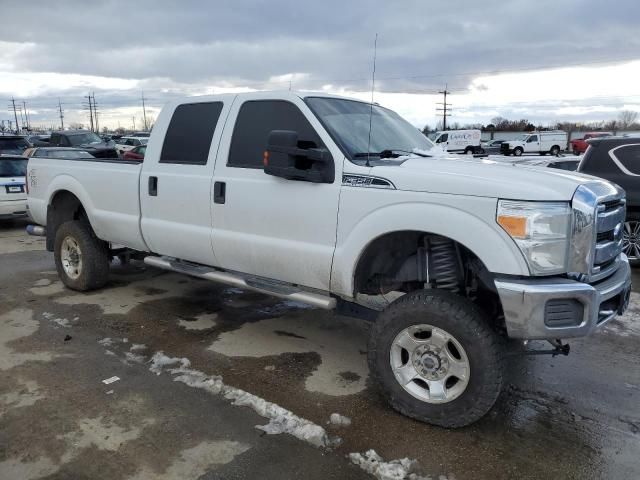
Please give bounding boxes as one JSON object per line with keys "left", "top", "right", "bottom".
{"left": 26, "top": 91, "right": 632, "bottom": 428}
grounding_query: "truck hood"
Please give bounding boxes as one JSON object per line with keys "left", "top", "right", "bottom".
{"left": 361, "top": 155, "right": 599, "bottom": 201}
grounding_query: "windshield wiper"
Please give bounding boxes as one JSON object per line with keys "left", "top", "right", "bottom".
{"left": 353, "top": 148, "right": 430, "bottom": 159}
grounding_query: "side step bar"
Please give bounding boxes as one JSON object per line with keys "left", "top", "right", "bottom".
{"left": 143, "top": 256, "right": 337, "bottom": 310}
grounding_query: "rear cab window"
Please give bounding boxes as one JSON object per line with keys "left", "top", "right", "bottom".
{"left": 160, "top": 102, "right": 223, "bottom": 165}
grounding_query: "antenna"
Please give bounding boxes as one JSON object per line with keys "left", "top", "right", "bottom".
{"left": 365, "top": 33, "right": 378, "bottom": 168}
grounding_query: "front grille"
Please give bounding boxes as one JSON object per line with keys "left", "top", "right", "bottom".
{"left": 592, "top": 198, "right": 625, "bottom": 280}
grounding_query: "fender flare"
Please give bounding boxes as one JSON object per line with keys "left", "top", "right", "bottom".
{"left": 330, "top": 202, "right": 529, "bottom": 298}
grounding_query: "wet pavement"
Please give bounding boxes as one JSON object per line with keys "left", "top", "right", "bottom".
{"left": 1, "top": 218, "right": 639, "bottom": 479}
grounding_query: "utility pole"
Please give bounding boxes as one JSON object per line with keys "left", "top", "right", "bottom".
{"left": 84, "top": 94, "right": 94, "bottom": 132}
{"left": 22, "top": 100, "right": 30, "bottom": 130}
{"left": 141, "top": 91, "right": 148, "bottom": 131}
{"left": 436, "top": 85, "right": 452, "bottom": 131}
{"left": 58, "top": 98, "right": 65, "bottom": 130}
{"left": 9, "top": 98, "right": 20, "bottom": 133}
{"left": 132, "top": 116, "right": 136, "bottom": 131}
{"left": 92, "top": 92, "right": 99, "bottom": 132}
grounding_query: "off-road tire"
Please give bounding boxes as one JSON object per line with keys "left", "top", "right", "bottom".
{"left": 368, "top": 290, "right": 505, "bottom": 428}
{"left": 54, "top": 220, "right": 110, "bottom": 291}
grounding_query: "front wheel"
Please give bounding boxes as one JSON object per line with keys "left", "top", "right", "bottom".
{"left": 513, "top": 147, "right": 523, "bottom": 156}
{"left": 368, "top": 290, "right": 505, "bottom": 428}
{"left": 54, "top": 220, "right": 110, "bottom": 291}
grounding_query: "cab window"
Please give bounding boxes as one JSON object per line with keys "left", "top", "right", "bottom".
{"left": 228, "top": 100, "right": 324, "bottom": 169}
{"left": 527, "top": 135, "right": 538, "bottom": 143}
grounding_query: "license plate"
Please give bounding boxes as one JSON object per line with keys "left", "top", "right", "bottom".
{"left": 6, "top": 185, "right": 24, "bottom": 193}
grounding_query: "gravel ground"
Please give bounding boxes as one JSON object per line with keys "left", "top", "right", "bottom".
{"left": 1, "top": 218, "right": 639, "bottom": 480}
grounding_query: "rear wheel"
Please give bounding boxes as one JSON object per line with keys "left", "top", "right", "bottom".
{"left": 623, "top": 218, "right": 640, "bottom": 262}
{"left": 550, "top": 145, "right": 561, "bottom": 156}
{"left": 54, "top": 220, "right": 110, "bottom": 291}
{"left": 572, "top": 148, "right": 579, "bottom": 156}
{"left": 464, "top": 147, "right": 474, "bottom": 155}
{"left": 368, "top": 290, "right": 505, "bottom": 428}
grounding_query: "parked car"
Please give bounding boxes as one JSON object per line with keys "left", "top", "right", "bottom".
{"left": 481, "top": 139, "right": 505, "bottom": 155}
{"left": 0, "top": 155, "right": 28, "bottom": 219}
{"left": 0, "top": 135, "right": 30, "bottom": 155}
{"left": 24, "top": 147, "right": 94, "bottom": 159}
{"left": 433, "top": 129, "right": 483, "bottom": 154}
{"left": 570, "top": 132, "right": 612, "bottom": 155}
{"left": 26, "top": 134, "right": 51, "bottom": 147}
{"left": 26, "top": 91, "right": 631, "bottom": 428}
{"left": 578, "top": 136, "right": 640, "bottom": 261}
{"left": 132, "top": 131, "right": 151, "bottom": 138}
{"left": 123, "top": 145, "right": 146, "bottom": 161}
{"left": 501, "top": 131, "right": 568, "bottom": 156}
{"left": 115, "top": 136, "right": 148, "bottom": 156}
{"left": 48, "top": 130, "right": 117, "bottom": 158}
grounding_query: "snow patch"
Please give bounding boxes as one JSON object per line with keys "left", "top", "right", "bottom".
{"left": 149, "top": 351, "right": 191, "bottom": 375}
{"left": 149, "top": 351, "right": 336, "bottom": 448}
{"left": 329, "top": 413, "right": 352, "bottom": 427}
{"left": 349, "top": 450, "right": 432, "bottom": 480}
{"left": 125, "top": 352, "right": 146, "bottom": 364}
{"left": 130, "top": 344, "right": 147, "bottom": 352}
{"left": 98, "top": 337, "right": 114, "bottom": 347}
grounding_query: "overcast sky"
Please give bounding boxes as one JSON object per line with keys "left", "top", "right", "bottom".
{"left": 2, "top": 0, "right": 640, "bottom": 131}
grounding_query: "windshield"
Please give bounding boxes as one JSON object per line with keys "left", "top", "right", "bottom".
{"left": 0, "top": 158, "right": 28, "bottom": 177}
{"left": 0, "top": 138, "right": 29, "bottom": 154}
{"left": 140, "top": 138, "right": 148, "bottom": 145}
{"left": 305, "top": 97, "right": 434, "bottom": 161}
{"left": 516, "top": 134, "right": 530, "bottom": 141}
{"left": 68, "top": 132, "right": 102, "bottom": 146}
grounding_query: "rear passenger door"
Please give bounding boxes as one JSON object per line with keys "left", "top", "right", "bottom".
{"left": 140, "top": 98, "right": 234, "bottom": 266}
{"left": 211, "top": 94, "right": 343, "bottom": 291}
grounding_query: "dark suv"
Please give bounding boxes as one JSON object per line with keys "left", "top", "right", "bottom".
{"left": 0, "top": 135, "right": 30, "bottom": 155}
{"left": 578, "top": 136, "right": 640, "bottom": 261}
{"left": 48, "top": 130, "right": 117, "bottom": 158}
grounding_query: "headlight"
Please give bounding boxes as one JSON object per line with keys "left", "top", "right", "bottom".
{"left": 497, "top": 200, "right": 572, "bottom": 275}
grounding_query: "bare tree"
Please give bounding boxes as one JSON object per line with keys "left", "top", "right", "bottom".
{"left": 618, "top": 110, "right": 639, "bottom": 129}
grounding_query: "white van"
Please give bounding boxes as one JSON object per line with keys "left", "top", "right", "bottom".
{"left": 432, "top": 129, "right": 482, "bottom": 154}
{"left": 501, "top": 131, "right": 567, "bottom": 156}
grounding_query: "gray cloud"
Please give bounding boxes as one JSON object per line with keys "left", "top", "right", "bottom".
{"left": 2, "top": 0, "right": 640, "bottom": 128}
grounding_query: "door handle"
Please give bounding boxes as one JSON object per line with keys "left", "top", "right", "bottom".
{"left": 214, "top": 181, "right": 226, "bottom": 204}
{"left": 148, "top": 176, "right": 158, "bottom": 196}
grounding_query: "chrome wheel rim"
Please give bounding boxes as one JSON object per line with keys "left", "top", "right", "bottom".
{"left": 390, "top": 324, "right": 470, "bottom": 404}
{"left": 61, "top": 236, "right": 82, "bottom": 279}
{"left": 514, "top": 149, "right": 522, "bottom": 156}
{"left": 623, "top": 220, "right": 640, "bottom": 261}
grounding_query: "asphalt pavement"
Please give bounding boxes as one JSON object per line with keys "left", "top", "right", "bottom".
{"left": 1, "top": 218, "right": 638, "bottom": 480}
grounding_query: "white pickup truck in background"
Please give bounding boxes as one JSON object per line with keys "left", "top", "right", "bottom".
{"left": 501, "top": 130, "right": 568, "bottom": 156}
{"left": 26, "top": 91, "right": 632, "bottom": 428}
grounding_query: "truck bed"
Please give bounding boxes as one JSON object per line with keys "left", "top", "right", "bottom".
{"left": 27, "top": 157, "right": 148, "bottom": 251}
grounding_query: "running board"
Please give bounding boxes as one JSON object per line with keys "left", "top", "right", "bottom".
{"left": 143, "top": 256, "right": 337, "bottom": 310}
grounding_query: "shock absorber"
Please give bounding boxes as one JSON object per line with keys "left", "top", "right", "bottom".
{"left": 428, "top": 236, "right": 462, "bottom": 293}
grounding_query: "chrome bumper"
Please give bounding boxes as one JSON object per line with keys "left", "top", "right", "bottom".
{"left": 495, "top": 254, "right": 632, "bottom": 339}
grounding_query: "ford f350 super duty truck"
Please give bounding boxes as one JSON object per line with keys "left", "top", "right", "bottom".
{"left": 26, "top": 91, "right": 632, "bottom": 428}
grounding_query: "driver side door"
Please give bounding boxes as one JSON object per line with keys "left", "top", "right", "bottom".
{"left": 211, "top": 94, "right": 343, "bottom": 291}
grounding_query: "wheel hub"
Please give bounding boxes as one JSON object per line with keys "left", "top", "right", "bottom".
{"left": 412, "top": 344, "right": 449, "bottom": 380}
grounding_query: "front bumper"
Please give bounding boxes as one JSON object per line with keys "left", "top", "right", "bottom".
{"left": 495, "top": 254, "right": 631, "bottom": 339}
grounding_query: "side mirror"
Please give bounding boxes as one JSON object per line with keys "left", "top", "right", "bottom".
{"left": 263, "top": 130, "right": 334, "bottom": 184}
